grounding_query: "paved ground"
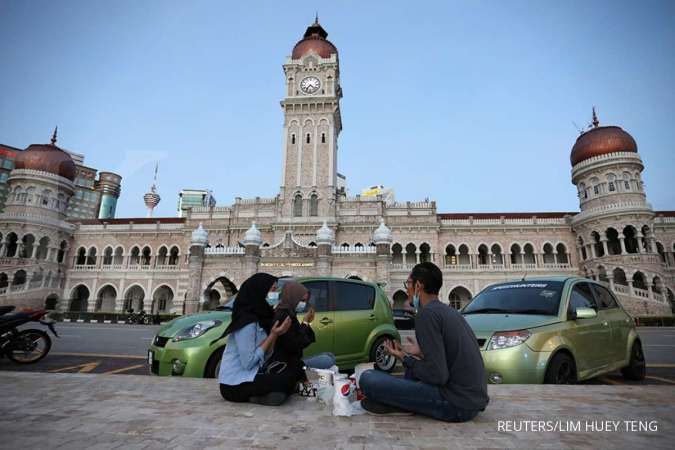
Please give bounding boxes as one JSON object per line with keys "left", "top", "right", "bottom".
{"left": 1, "top": 323, "right": 674, "bottom": 385}
{"left": 0, "top": 371, "right": 673, "bottom": 449}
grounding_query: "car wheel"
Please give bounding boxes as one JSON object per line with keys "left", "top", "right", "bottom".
{"left": 621, "top": 340, "right": 646, "bottom": 381}
{"left": 204, "top": 346, "right": 225, "bottom": 378}
{"left": 544, "top": 353, "right": 576, "bottom": 384}
{"left": 370, "top": 337, "right": 396, "bottom": 372}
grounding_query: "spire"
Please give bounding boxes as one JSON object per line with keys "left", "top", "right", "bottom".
{"left": 50, "top": 126, "right": 58, "bottom": 145}
{"left": 591, "top": 106, "right": 599, "bottom": 128}
{"left": 314, "top": 12, "right": 319, "bottom": 25}
{"left": 143, "top": 162, "right": 161, "bottom": 217}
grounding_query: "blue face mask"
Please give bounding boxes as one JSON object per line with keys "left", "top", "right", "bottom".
{"left": 266, "top": 291, "right": 279, "bottom": 306}
{"left": 296, "top": 301, "right": 307, "bottom": 313}
{"left": 412, "top": 294, "right": 420, "bottom": 311}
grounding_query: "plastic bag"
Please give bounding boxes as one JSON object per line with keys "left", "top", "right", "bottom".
{"left": 312, "top": 368, "right": 335, "bottom": 405}
{"left": 332, "top": 374, "right": 353, "bottom": 416}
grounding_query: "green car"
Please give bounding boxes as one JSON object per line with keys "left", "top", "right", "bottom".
{"left": 148, "top": 277, "right": 400, "bottom": 378}
{"left": 462, "top": 277, "right": 646, "bottom": 384}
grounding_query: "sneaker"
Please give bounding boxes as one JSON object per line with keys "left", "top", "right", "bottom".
{"left": 249, "top": 392, "right": 288, "bottom": 406}
{"left": 360, "top": 398, "right": 413, "bottom": 416}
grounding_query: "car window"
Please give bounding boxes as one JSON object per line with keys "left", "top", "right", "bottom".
{"left": 333, "top": 281, "right": 375, "bottom": 311}
{"left": 569, "top": 282, "right": 597, "bottom": 311}
{"left": 462, "top": 281, "right": 563, "bottom": 316}
{"left": 301, "top": 281, "right": 329, "bottom": 312}
{"left": 592, "top": 284, "right": 618, "bottom": 310}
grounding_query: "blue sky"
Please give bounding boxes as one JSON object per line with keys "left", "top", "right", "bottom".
{"left": 1, "top": 0, "right": 673, "bottom": 217}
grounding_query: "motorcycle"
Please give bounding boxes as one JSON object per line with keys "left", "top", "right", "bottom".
{"left": 126, "top": 310, "right": 153, "bottom": 325}
{"left": 0, "top": 305, "right": 58, "bottom": 364}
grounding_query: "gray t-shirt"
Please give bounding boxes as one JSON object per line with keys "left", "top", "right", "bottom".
{"left": 403, "top": 299, "right": 489, "bottom": 411}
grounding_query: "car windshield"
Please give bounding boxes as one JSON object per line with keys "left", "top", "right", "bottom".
{"left": 462, "top": 281, "right": 564, "bottom": 316}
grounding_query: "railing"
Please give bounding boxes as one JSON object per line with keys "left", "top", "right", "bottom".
{"left": 542, "top": 263, "right": 573, "bottom": 270}
{"left": 331, "top": 246, "right": 376, "bottom": 254}
{"left": 653, "top": 292, "right": 664, "bottom": 302}
{"left": 73, "top": 264, "right": 97, "bottom": 272}
{"left": 101, "top": 264, "right": 125, "bottom": 271}
{"left": 444, "top": 264, "right": 473, "bottom": 271}
{"left": 205, "top": 247, "right": 245, "bottom": 255}
{"left": 634, "top": 288, "right": 649, "bottom": 299}
{"left": 155, "top": 264, "right": 180, "bottom": 271}
{"left": 614, "top": 284, "right": 629, "bottom": 295}
{"left": 391, "top": 263, "right": 416, "bottom": 270}
{"left": 0, "top": 287, "right": 7, "bottom": 295}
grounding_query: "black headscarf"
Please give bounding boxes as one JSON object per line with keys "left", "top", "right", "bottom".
{"left": 222, "top": 273, "right": 278, "bottom": 337}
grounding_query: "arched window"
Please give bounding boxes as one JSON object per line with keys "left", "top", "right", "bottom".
{"left": 405, "top": 243, "right": 417, "bottom": 265}
{"left": 420, "top": 243, "right": 431, "bottom": 263}
{"left": 114, "top": 246, "right": 124, "bottom": 265}
{"left": 613, "top": 268, "right": 628, "bottom": 285}
{"left": 490, "top": 244, "right": 503, "bottom": 265}
{"left": 130, "top": 246, "right": 141, "bottom": 265}
{"left": 57, "top": 240, "right": 67, "bottom": 263}
{"left": 622, "top": 226, "right": 639, "bottom": 254}
{"left": 606, "top": 228, "right": 621, "bottom": 255}
{"left": 169, "top": 246, "right": 179, "bottom": 265}
{"left": 543, "top": 243, "right": 555, "bottom": 264}
{"left": 75, "top": 247, "right": 87, "bottom": 265}
{"left": 591, "top": 231, "right": 604, "bottom": 257}
{"left": 141, "top": 246, "right": 151, "bottom": 266}
{"left": 523, "top": 244, "right": 536, "bottom": 264}
{"left": 36, "top": 236, "right": 50, "bottom": 260}
{"left": 355, "top": 243, "right": 364, "bottom": 249}
{"left": 556, "top": 243, "right": 568, "bottom": 264}
{"left": 306, "top": 133, "right": 311, "bottom": 144}
{"left": 445, "top": 244, "right": 457, "bottom": 266}
{"left": 86, "top": 247, "right": 97, "bottom": 266}
{"left": 321, "top": 133, "right": 326, "bottom": 143}
{"left": 291, "top": 134, "right": 296, "bottom": 144}
{"left": 20, "top": 234, "right": 35, "bottom": 258}
{"left": 510, "top": 244, "right": 523, "bottom": 265}
{"left": 293, "top": 194, "right": 303, "bottom": 217}
{"left": 157, "top": 246, "right": 168, "bottom": 266}
{"left": 309, "top": 194, "right": 318, "bottom": 216}
{"left": 392, "top": 243, "right": 403, "bottom": 264}
{"left": 103, "top": 247, "right": 113, "bottom": 265}
{"left": 458, "top": 244, "right": 470, "bottom": 265}
{"left": 477, "top": 244, "right": 489, "bottom": 266}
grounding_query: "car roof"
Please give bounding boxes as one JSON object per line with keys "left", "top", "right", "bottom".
{"left": 290, "top": 276, "right": 377, "bottom": 286}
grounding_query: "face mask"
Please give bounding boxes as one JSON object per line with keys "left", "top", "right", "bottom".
{"left": 266, "top": 292, "right": 279, "bottom": 306}
{"left": 296, "top": 301, "right": 307, "bottom": 313}
{"left": 412, "top": 294, "right": 420, "bottom": 311}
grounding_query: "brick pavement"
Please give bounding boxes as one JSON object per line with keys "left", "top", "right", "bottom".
{"left": 0, "top": 371, "right": 672, "bottom": 449}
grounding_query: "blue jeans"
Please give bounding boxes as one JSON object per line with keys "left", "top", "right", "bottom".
{"left": 359, "top": 369, "right": 480, "bottom": 422}
{"left": 303, "top": 352, "right": 336, "bottom": 370}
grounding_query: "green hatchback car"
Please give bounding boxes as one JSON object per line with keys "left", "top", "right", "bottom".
{"left": 148, "top": 277, "right": 400, "bottom": 378}
{"left": 462, "top": 277, "right": 646, "bottom": 384}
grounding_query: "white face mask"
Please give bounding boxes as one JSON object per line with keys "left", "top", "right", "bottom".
{"left": 296, "top": 301, "right": 307, "bottom": 313}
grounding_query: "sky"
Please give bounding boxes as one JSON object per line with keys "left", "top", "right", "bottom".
{"left": 1, "top": 0, "right": 673, "bottom": 218}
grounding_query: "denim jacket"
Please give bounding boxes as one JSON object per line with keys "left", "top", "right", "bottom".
{"left": 218, "top": 322, "right": 267, "bottom": 385}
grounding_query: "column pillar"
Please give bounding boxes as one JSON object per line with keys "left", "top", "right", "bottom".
{"left": 608, "top": 275, "right": 615, "bottom": 291}
{"left": 619, "top": 235, "right": 627, "bottom": 255}
{"left": 627, "top": 280, "right": 634, "bottom": 297}
{"left": 589, "top": 244, "right": 596, "bottom": 259}
{"left": 649, "top": 237, "right": 657, "bottom": 254}
{"left": 600, "top": 238, "right": 609, "bottom": 257}
{"left": 647, "top": 283, "right": 654, "bottom": 300}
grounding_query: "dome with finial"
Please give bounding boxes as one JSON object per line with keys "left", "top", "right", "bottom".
{"left": 570, "top": 108, "right": 638, "bottom": 166}
{"left": 191, "top": 222, "right": 208, "bottom": 246}
{"left": 291, "top": 16, "right": 338, "bottom": 60}
{"left": 316, "top": 220, "right": 335, "bottom": 244}
{"left": 373, "top": 219, "right": 393, "bottom": 244}
{"left": 242, "top": 222, "right": 263, "bottom": 246}
{"left": 14, "top": 127, "right": 76, "bottom": 181}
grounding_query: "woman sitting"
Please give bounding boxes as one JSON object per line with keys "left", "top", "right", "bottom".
{"left": 270, "top": 281, "right": 336, "bottom": 386}
{"left": 218, "top": 273, "right": 293, "bottom": 406}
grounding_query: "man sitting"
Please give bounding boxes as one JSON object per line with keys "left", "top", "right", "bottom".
{"left": 359, "top": 262, "right": 489, "bottom": 422}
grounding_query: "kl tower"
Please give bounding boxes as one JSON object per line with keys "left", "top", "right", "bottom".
{"left": 143, "top": 162, "right": 161, "bottom": 217}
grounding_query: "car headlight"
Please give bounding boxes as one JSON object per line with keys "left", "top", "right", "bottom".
{"left": 487, "top": 330, "right": 531, "bottom": 350}
{"left": 173, "top": 320, "right": 222, "bottom": 342}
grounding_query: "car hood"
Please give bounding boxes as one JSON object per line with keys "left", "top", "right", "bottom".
{"left": 158, "top": 311, "right": 232, "bottom": 338}
{"left": 463, "top": 314, "right": 560, "bottom": 334}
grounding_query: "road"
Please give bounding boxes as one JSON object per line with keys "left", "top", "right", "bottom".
{"left": 1, "top": 323, "right": 673, "bottom": 384}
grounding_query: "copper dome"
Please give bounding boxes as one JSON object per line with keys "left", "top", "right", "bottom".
{"left": 570, "top": 125, "right": 637, "bottom": 166}
{"left": 14, "top": 132, "right": 76, "bottom": 181}
{"left": 291, "top": 20, "right": 337, "bottom": 60}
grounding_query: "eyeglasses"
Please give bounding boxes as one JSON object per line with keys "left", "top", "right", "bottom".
{"left": 403, "top": 280, "right": 413, "bottom": 289}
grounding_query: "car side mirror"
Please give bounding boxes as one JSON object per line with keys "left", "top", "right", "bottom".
{"left": 574, "top": 307, "right": 597, "bottom": 320}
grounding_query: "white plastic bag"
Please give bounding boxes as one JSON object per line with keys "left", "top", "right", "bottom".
{"left": 332, "top": 374, "right": 353, "bottom": 416}
{"left": 313, "top": 368, "right": 334, "bottom": 405}
{"left": 353, "top": 362, "right": 374, "bottom": 388}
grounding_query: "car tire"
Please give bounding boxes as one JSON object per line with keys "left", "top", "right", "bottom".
{"left": 621, "top": 340, "right": 646, "bottom": 381}
{"left": 544, "top": 352, "right": 576, "bottom": 384}
{"left": 370, "top": 337, "right": 396, "bottom": 372}
{"left": 204, "top": 346, "right": 225, "bottom": 378}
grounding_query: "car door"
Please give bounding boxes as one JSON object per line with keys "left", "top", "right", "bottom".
{"left": 300, "top": 280, "right": 334, "bottom": 357}
{"left": 591, "top": 283, "right": 631, "bottom": 364}
{"left": 331, "top": 281, "right": 377, "bottom": 364}
{"left": 564, "top": 281, "right": 612, "bottom": 373}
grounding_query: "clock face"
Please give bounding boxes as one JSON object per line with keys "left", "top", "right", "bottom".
{"left": 300, "top": 76, "right": 321, "bottom": 94}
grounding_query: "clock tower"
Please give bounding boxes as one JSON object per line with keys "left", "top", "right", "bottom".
{"left": 279, "top": 18, "right": 342, "bottom": 220}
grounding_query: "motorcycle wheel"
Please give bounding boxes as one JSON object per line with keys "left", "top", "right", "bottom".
{"left": 7, "top": 329, "right": 52, "bottom": 364}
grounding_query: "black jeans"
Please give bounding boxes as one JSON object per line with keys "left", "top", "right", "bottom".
{"left": 220, "top": 370, "right": 297, "bottom": 403}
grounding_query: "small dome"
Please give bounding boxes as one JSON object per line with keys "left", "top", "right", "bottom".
{"left": 373, "top": 219, "right": 392, "bottom": 244}
{"left": 316, "top": 220, "right": 335, "bottom": 244}
{"left": 14, "top": 130, "right": 76, "bottom": 181}
{"left": 571, "top": 126, "right": 638, "bottom": 166}
{"left": 242, "top": 222, "right": 263, "bottom": 246}
{"left": 291, "top": 19, "right": 338, "bottom": 60}
{"left": 191, "top": 223, "right": 208, "bottom": 246}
